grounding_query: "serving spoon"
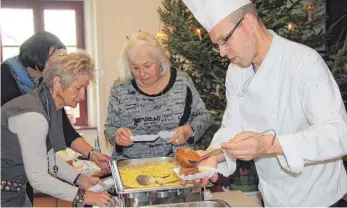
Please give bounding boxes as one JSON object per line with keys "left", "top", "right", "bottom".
{"left": 136, "top": 174, "right": 171, "bottom": 186}
{"left": 186, "top": 148, "right": 224, "bottom": 166}
{"left": 177, "top": 129, "right": 276, "bottom": 167}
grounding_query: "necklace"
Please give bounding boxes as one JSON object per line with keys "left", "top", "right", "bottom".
{"left": 47, "top": 150, "right": 59, "bottom": 177}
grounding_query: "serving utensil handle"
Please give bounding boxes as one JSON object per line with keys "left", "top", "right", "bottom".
{"left": 200, "top": 148, "right": 224, "bottom": 160}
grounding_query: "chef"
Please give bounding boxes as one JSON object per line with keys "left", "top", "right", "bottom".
{"left": 181, "top": 0, "right": 347, "bottom": 206}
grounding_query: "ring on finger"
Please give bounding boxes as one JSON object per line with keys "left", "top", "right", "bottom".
{"left": 103, "top": 199, "right": 110, "bottom": 207}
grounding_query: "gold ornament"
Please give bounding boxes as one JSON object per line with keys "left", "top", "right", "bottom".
{"left": 196, "top": 28, "right": 202, "bottom": 40}
{"left": 156, "top": 32, "right": 167, "bottom": 40}
{"left": 287, "top": 22, "right": 295, "bottom": 31}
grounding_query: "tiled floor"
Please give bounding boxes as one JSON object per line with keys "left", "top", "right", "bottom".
{"left": 33, "top": 196, "right": 71, "bottom": 207}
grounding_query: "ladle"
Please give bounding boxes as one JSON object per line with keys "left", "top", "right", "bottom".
{"left": 177, "top": 129, "right": 276, "bottom": 167}
{"left": 186, "top": 148, "right": 224, "bottom": 166}
{"left": 175, "top": 147, "right": 223, "bottom": 168}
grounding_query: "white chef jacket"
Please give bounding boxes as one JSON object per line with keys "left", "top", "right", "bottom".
{"left": 210, "top": 31, "right": 347, "bottom": 206}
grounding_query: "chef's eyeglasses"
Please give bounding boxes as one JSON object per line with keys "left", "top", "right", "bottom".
{"left": 212, "top": 16, "right": 244, "bottom": 53}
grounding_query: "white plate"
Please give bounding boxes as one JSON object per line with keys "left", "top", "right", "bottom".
{"left": 130, "top": 135, "right": 159, "bottom": 142}
{"left": 158, "top": 131, "right": 175, "bottom": 140}
{"left": 173, "top": 166, "right": 217, "bottom": 180}
{"left": 88, "top": 176, "right": 114, "bottom": 192}
{"left": 130, "top": 131, "right": 175, "bottom": 142}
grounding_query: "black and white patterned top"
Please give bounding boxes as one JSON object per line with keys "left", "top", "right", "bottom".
{"left": 104, "top": 68, "right": 211, "bottom": 159}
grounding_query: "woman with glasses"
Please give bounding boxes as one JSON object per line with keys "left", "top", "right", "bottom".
{"left": 104, "top": 31, "right": 211, "bottom": 160}
{"left": 182, "top": 0, "right": 347, "bottom": 206}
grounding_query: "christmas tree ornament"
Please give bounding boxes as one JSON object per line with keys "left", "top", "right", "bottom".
{"left": 287, "top": 22, "right": 295, "bottom": 31}
{"left": 196, "top": 28, "right": 202, "bottom": 40}
{"left": 156, "top": 32, "right": 167, "bottom": 39}
{"left": 304, "top": 0, "right": 316, "bottom": 22}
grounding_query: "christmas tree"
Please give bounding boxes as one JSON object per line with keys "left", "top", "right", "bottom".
{"left": 158, "top": 0, "right": 327, "bottom": 149}
{"left": 328, "top": 34, "right": 347, "bottom": 106}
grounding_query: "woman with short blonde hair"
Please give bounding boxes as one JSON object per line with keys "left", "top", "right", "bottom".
{"left": 1, "top": 32, "right": 112, "bottom": 205}
{"left": 1, "top": 50, "right": 116, "bottom": 207}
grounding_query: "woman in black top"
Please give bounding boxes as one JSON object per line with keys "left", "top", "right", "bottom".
{"left": 1, "top": 31, "right": 111, "bottom": 203}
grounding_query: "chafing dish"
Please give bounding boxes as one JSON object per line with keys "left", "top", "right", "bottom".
{"left": 141, "top": 199, "right": 231, "bottom": 207}
{"left": 109, "top": 157, "right": 212, "bottom": 207}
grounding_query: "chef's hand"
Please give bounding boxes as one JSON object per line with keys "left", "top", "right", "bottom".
{"left": 221, "top": 131, "right": 275, "bottom": 161}
{"left": 168, "top": 125, "right": 193, "bottom": 145}
{"left": 114, "top": 128, "right": 133, "bottom": 147}
{"left": 90, "top": 151, "right": 112, "bottom": 175}
{"left": 84, "top": 191, "right": 117, "bottom": 207}
{"left": 180, "top": 151, "right": 218, "bottom": 187}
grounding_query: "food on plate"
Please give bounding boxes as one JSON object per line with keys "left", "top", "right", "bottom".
{"left": 179, "top": 167, "right": 200, "bottom": 176}
{"left": 198, "top": 166, "right": 216, "bottom": 173}
{"left": 174, "top": 165, "right": 217, "bottom": 180}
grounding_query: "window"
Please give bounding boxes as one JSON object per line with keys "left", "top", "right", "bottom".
{"left": 1, "top": 0, "right": 88, "bottom": 126}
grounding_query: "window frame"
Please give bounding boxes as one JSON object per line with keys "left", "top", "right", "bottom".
{"left": 1, "top": 0, "right": 88, "bottom": 126}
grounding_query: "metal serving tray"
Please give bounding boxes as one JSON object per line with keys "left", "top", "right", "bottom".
{"left": 110, "top": 157, "right": 210, "bottom": 194}
{"left": 140, "top": 199, "right": 231, "bottom": 207}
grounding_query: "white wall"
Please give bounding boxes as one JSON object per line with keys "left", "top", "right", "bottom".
{"left": 83, "top": 0, "right": 163, "bottom": 152}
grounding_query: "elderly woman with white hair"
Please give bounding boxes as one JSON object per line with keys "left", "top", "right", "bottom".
{"left": 1, "top": 50, "right": 117, "bottom": 207}
{"left": 104, "top": 32, "right": 211, "bottom": 160}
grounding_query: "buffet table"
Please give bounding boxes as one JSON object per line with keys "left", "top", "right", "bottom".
{"left": 55, "top": 151, "right": 261, "bottom": 207}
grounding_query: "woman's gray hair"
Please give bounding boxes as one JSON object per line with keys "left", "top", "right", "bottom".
{"left": 118, "top": 31, "right": 170, "bottom": 82}
{"left": 42, "top": 49, "right": 95, "bottom": 89}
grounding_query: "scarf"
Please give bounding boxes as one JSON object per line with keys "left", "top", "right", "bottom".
{"left": 5, "top": 56, "right": 35, "bottom": 94}
{"left": 34, "top": 84, "right": 66, "bottom": 152}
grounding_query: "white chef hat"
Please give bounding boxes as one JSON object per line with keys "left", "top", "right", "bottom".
{"left": 183, "top": 0, "right": 251, "bottom": 32}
